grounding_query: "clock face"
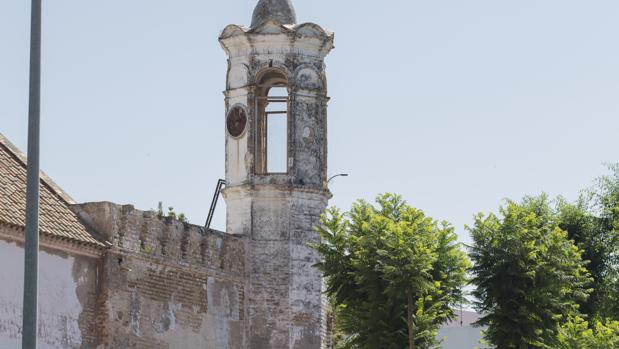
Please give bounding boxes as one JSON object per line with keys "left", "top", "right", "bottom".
{"left": 226, "top": 106, "right": 247, "bottom": 138}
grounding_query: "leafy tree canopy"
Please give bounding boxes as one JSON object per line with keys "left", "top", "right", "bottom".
{"left": 557, "top": 316, "right": 619, "bottom": 349}
{"left": 314, "top": 194, "right": 469, "bottom": 349}
{"left": 468, "top": 195, "right": 592, "bottom": 348}
{"left": 557, "top": 164, "right": 619, "bottom": 319}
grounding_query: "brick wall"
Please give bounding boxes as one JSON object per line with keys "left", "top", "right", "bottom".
{"left": 73, "top": 202, "right": 247, "bottom": 349}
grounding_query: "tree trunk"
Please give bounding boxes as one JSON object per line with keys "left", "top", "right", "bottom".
{"left": 408, "top": 293, "right": 415, "bottom": 349}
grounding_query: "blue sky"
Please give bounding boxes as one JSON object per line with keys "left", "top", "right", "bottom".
{"left": 2, "top": 0, "right": 618, "bottom": 243}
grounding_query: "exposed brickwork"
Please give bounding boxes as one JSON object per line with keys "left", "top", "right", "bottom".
{"left": 73, "top": 255, "right": 103, "bottom": 347}
{"left": 73, "top": 202, "right": 247, "bottom": 349}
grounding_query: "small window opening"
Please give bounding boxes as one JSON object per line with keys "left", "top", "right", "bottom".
{"left": 256, "top": 70, "right": 289, "bottom": 174}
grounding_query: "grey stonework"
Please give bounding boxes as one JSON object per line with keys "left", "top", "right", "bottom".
{"left": 220, "top": 2, "right": 335, "bottom": 347}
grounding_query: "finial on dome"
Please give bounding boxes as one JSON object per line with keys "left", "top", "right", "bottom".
{"left": 251, "top": 0, "right": 297, "bottom": 28}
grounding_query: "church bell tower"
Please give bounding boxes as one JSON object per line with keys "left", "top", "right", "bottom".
{"left": 219, "top": 0, "right": 334, "bottom": 348}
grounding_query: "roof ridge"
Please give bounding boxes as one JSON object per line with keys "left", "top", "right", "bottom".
{"left": 0, "top": 132, "right": 77, "bottom": 205}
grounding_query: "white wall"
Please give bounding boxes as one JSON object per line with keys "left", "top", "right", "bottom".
{"left": 439, "top": 327, "right": 487, "bottom": 349}
{"left": 0, "top": 239, "right": 87, "bottom": 348}
{"left": 438, "top": 310, "right": 489, "bottom": 349}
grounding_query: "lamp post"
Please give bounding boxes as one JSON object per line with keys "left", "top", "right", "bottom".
{"left": 22, "top": 0, "right": 42, "bottom": 348}
{"left": 328, "top": 173, "right": 349, "bottom": 183}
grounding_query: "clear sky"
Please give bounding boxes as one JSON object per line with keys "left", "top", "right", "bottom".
{"left": 2, "top": 0, "right": 618, "bottom": 243}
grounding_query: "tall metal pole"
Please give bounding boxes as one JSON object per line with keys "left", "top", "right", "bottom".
{"left": 22, "top": 0, "right": 42, "bottom": 347}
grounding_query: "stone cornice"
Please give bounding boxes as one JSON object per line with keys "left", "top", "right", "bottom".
{"left": 219, "top": 20, "right": 334, "bottom": 59}
{"left": 222, "top": 183, "right": 333, "bottom": 200}
{"left": 0, "top": 222, "right": 107, "bottom": 259}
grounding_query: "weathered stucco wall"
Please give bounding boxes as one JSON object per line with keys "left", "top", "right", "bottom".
{"left": 220, "top": 19, "right": 334, "bottom": 349}
{"left": 0, "top": 227, "right": 100, "bottom": 349}
{"left": 73, "top": 202, "right": 247, "bottom": 349}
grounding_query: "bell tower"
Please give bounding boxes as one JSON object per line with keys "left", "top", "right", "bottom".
{"left": 219, "top": 0, "right": 334, "bottom": 348}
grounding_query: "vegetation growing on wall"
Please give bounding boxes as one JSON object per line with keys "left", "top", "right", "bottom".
{"left": 155, "top": 201, "right": 188, "bottom": 223}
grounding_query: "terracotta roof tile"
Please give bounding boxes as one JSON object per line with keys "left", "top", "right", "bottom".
{"left": 0, "top": 133, "right": 107, "bottom": 247}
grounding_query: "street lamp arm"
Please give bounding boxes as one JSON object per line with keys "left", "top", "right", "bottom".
{"left": 328, "top": 173, "right": 349, "bottom": 183}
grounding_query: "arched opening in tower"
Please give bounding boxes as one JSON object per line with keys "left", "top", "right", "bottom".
{"left": 255, "top": 69, "right": 289, "bottom": 174}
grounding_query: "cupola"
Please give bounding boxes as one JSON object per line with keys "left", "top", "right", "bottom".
{"left": 251, "top": 0, "right": 297, "bottom": 28}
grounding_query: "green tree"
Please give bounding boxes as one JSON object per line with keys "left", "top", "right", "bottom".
{"left": 557, "top": 199, "right": 618, "bottom": 319}
{"left": 557, "top": 316, "right": 619, "bottom": 349}
{"left": 314, "top": 194, "right": 469, "bottom": 349}
{"left": 468, "top": 195, "right": 592, "bottom": 349}
{"left": 589, "top": 164, "right": 619, "bottom": 319}
{"left": 557, "top": 164, "right": 619, "bottom": 320}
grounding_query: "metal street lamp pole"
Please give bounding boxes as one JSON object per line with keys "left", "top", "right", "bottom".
{"left": 328, "top": 173, "right": 349, "bottom": 183}
{"left": 22, "top": 0, "right": 42, "bottom": 348}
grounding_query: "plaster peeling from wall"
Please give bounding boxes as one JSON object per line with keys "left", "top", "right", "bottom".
{"left": 130, "top": 290, "right": 141, "bottom": 337}
{"left": 0, "top": 239, "right": 84, "bottom": 348}
{"left": 291, "top": 326, "right": 305, "bottom": 345}
{"left": 152, "top": 302, "right": 181, "bottom": 334}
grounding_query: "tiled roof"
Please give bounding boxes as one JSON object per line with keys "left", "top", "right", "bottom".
{"left": 0, "top": 133, "right": 107, "bottom": 247}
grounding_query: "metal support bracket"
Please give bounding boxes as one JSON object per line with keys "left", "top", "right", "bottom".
{"left": 205, "top": 179, "right": 226, "bottom": 230}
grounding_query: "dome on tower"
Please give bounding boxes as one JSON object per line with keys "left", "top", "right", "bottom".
{"left": 251, "top": 0, "right": 297, "bottom": 28}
